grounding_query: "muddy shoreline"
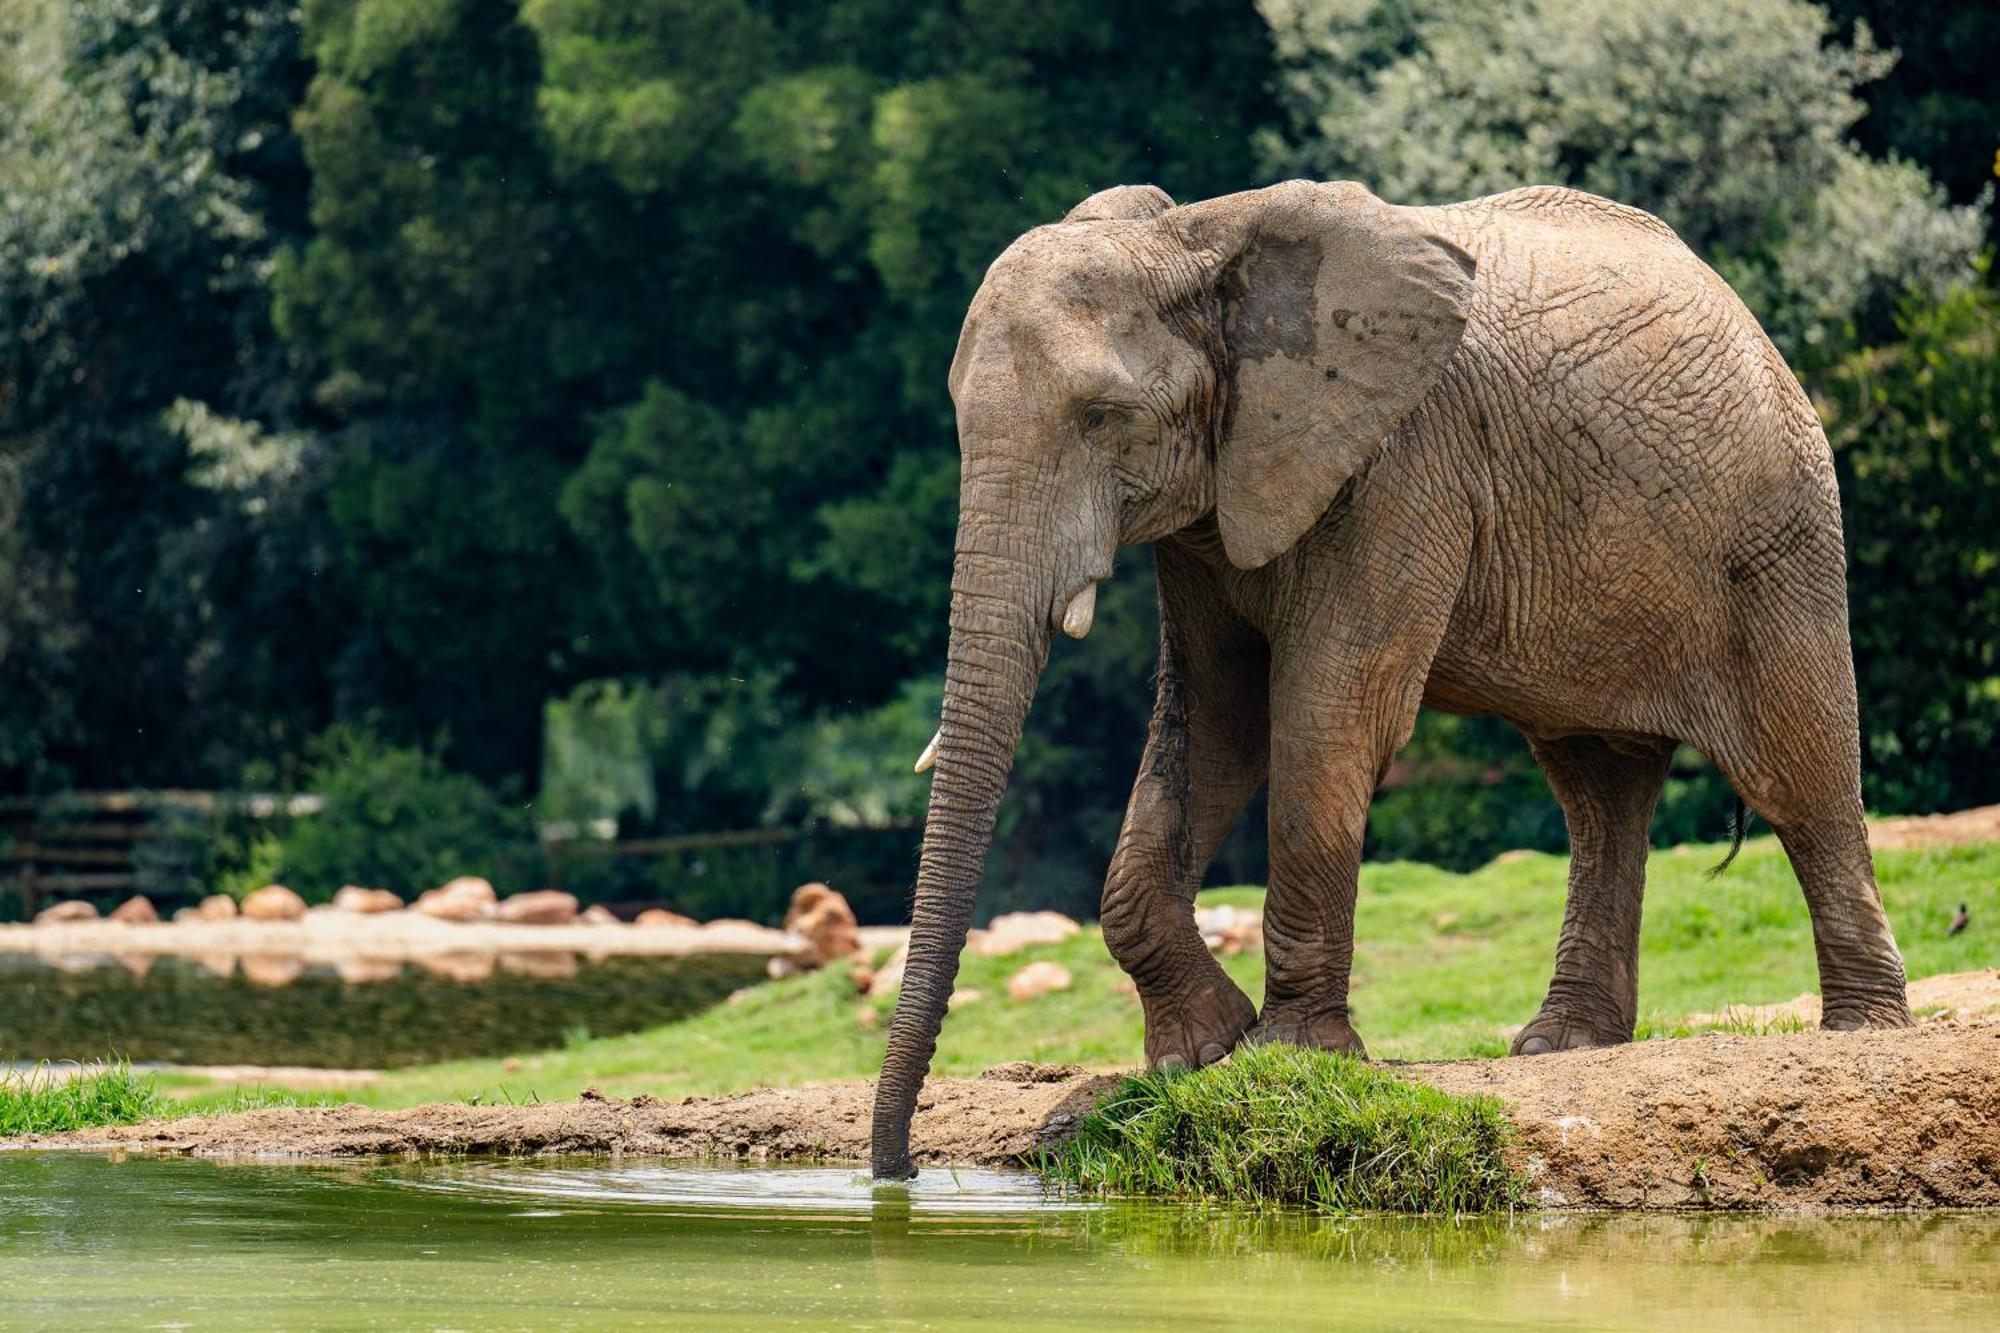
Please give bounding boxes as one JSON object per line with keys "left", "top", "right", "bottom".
{"left": 13, "top": 1024, "right": 1998, "bottom": 1211}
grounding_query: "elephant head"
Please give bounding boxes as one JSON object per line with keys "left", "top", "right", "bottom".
{"left": 869, "top": 180, "right": 1476, "bottom": 1178}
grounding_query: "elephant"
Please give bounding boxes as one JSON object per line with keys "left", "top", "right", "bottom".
{"left": 869, "top": 178, "right": 1912, "bottom": 1178}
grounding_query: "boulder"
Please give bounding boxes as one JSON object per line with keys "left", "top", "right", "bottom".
{"left": 332, "top": 885, "right": 404, "bottom": 915}
{"left": 413, "top": 880, "right": 494, "bottom": 922}
{"left": 108, "top": 895, "right": 158, "bottom": 924}
{"left": 495, "top": 890, "right": 579, "bottom": 925}
{"left": 635, "top": 908, "right": 698, "bottom": 929}
{"left": 970, "top": 910, "right": 1080, "bottom": 957}
{"left": 196, "top": 894, "right": 240, "bottom": 921}
{"left": 1194, "top": 903, "right": 1263, "bottom": 957}
{"left": 33, "top": 900, "right": 98, "bottom": 925}
{"left": 782, "top": 882, "right": 861, "bottom": 964}
{"left": 579, "top": 904, "right": 621, "bottom": 925}
{"left": 1006, "top": 960, "right": 1073, "bottom": 1003}
{"left": 436, "top": 876, "right": 497, "bottom": 905}
{"left": 241, "top": 884, "right": 308, "bottom": 922}
{"left": 866, "top": 939, "right": 909, "bottom": 998}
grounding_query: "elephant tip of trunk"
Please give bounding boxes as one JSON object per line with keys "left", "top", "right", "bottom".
{"left": 871, "top": 1154, "right": 918, "bottom": 1181}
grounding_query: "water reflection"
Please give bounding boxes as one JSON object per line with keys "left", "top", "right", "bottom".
{"left": 2, "top": 1154, "right": 1993, "bottom": 1330}
{"left": 0, "top": 951, "right": 766, "bottom": 1067}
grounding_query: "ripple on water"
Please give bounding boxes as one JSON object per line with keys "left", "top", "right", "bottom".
{"left": 392, "top": 1161, "right": 1094, "bottom": 1220}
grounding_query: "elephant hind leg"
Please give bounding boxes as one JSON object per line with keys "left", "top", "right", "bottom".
{"left": 1512, "top": 732, "right": 1673, "bottom": 1055}
{"left": 1698, "top": 613, "right": 1910, "bottom": 1031}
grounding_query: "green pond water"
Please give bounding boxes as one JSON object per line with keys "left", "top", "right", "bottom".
{"left": 0, "top": 953, "right": 767, "bottom": 1067}
{"left": 1, "top": 1155, "right": 1995, "bottom": 1330}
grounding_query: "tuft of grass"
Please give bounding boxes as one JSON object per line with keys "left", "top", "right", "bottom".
{"left": 0, "top": 1060, "right": 163, "bottom": 1135}
{"left": 1039, "top": 1043, "right": 1520, "bottom": 1214}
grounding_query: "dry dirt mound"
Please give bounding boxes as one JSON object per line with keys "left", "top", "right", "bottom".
{"left": 14, "top": 1031, "right": 1999, "bottom": 1211}
{"left": 1415, "top": 1022, "right": 2000, "bottom": 1209}
{"left": 1868, "top": 803, "right": 2000, "bottom": 850}
{"left": 1688, "top": 970, "right": 2000, "bottom": 1029}
{"left": 13, "top": 1062, "right": 1116, "bottom": 1166}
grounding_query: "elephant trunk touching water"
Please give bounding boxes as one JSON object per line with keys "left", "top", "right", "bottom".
{"left": 869, "top": 178, "right": 1910, "bottom": 1178}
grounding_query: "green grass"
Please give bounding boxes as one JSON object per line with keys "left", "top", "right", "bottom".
{"left": 0, "top": 1061, "right": 162, "bottom": 1134}
{"left": 1039, "top": 1043, "right": 1519, "bottom": 1213}
{"left": 175, "top": 836, "right": 2000, "bottom": 1110}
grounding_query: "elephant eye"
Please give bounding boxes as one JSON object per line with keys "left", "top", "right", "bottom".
{"left": 1078, "top": 401, "right": 1130, "bottom": 440}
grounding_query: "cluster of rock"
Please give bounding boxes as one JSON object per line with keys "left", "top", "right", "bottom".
{"left": 24, "top": 877, "right": 719, "bottom": 930}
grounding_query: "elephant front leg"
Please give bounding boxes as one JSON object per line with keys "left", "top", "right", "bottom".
{"left": 1100, "top": 557, "right": 1266, "bottom": 1072}
{"left": 1247, "top": 742, "right": 1376, "bottom": 1058}
{"left": 1511, "top": 733, "right": 1673, "bottom": 1055}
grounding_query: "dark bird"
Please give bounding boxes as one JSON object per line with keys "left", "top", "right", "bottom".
{"left": 1947, "top": 903, "right": 1970, "bottom": 937}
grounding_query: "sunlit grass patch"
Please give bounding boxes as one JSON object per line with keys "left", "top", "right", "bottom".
{"left": 0, "top": 1060, "right": 162, "bottom": 1135}
{"left": 1040, "top": 1043, "right": 1519, "bottom": 1214}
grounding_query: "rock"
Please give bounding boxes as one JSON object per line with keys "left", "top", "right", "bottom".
{"left": 436, "top": 876, "right": 497, "bottom": 905}
{"left": 172, "top": 907, "right": 200, "bottom": 923}
{"left": 33, "top": 900, "right": 98, "bottom": 925}
{"left": 197, "top": 894, "right": 240, "bottom": 921}
{"left": 782, "top": 882, "right": 861, "bottom": 965}
{"left": 1007, "top": 960, "right": 1073, "bottom": 1003}
{"left": 332, "top": 886, "right": 403, "bottom": 915}
{"left": 579, "top": 904, "right": 621, "bottom": 925}
{"left": 495, "top": 890, "right": 579, "bottom": 925}
{"left": 501, "top": 1057, "right": 524, "bottom": 1073}
{"left": 970, "top": 910, "right": 1080, "bottom": 957}
{"left": 867, "top": 940, "right": 909, "bottom": 998}
{"left": 241, "top": 884, "right": 308, "bottom": 922}
{"left": 635, "top": 908, "right": 698, "bottom": 929}
{"left": 108, "top": 895, "right": 158, "bottom": 924}
{"left": 949, "top": 987, "right": 984, "bottom": 1008}
{"left": 1193, "top": 903, "right": 1263, "bottom": 957}
{"left": 848, "top": 963, "right": 876, "bottom": 994}
{"left": 241, "top": 953, "right": 304, "bottom": 988}
{"left": 413, "top": 880, "right": 494, "bottom": 922}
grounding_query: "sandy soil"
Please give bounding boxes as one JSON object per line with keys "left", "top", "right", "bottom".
{"left": 1866, "top": 802, "right": 2000, "bottom": 850}
{"left": 15, "top": 1026, "right": 1999, "bottom": 1211}
{"left": 1688, "top": 969, "right": 2000, "bottom": 1029}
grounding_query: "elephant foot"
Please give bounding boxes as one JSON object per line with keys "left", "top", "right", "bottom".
{"left": 1142, "top": 979, "right": 1257, "bottom": 1073}
{"left": 1509, "top": 1007, "right": 1632, "bottom": 1057}
{"left": 1244, "top": 1006, "right": 1367, "bottom": 1059}
{"left": 1819, "top": 990, "right": 1912, "bottom": 1032}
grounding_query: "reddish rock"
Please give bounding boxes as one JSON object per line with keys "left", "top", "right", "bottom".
{"left": 495, "top": 890, "right": 579, "bottom": 925}
{"left": 241, "top": 884, "right": 308, "bottom": 922}
{"left": 436, "top": 877, "right": 497, "bottom": 904}
{"left": 108, "top": 896, "right": 159, "bottom": 924}
{"left": 579, "top": 904, "right": 621, "bottom": 925}
{"left": 1006, "top": 960, "right": 1073, "bottom": 1003}
{"left": 635, "top": 908, "right": 698, "bottom": 929}
{"left": 33, "top": 900, "right": 98, "bottom": 925}
{"left": 333, "top": 885, "right": 404, "bottom": 915}
{"left": 413, "top": 879, "right": 494, "bottom": 921}
{"left": 783, "top": 882, "right": 862, "bottom": 965}
{"left": 196, "top": 894, "right": 239, "bottom": 921}
{"left": 970, "top": 911, "right": 1079, "bottom": 957}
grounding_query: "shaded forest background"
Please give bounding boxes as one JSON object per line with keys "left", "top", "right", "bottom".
{"left": 1, "top": 0, "right": 1993, "bottom": 922}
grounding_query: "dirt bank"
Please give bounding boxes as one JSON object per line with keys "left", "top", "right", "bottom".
{"left": 14, "top": 1027, "right": 1997, "bottom": 1210}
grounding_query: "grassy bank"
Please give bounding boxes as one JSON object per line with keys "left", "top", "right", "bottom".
{"left": 1041, "top": 1044, "right": 1519, "bottom": 1213}
{"left": 243, "top": 834, "right": 2000, "bottom": 1111}
{"left": 0, "top": 1062, "right": 161, "bottom": 1134}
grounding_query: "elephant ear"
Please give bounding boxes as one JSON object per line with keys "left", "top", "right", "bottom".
{"left": 1174, "top": 181, "right": 1476, "bottom": 570}
{"left": 1064, "top": 183, "right": 1175, "bottom": 223}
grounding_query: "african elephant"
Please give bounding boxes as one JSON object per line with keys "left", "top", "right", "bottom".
{"left": 869, "top": 179, "right": 1911, "bottom": 1178}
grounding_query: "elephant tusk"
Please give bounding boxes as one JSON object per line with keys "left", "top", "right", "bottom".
{"left": 1061, "top": 583, "right": 1097, "bottom": 640}
{"left": 913, "top": 728, "right": 940, "bottom": 774}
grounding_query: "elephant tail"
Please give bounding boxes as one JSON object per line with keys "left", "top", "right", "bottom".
{"left": 1706, "top": 798, "right": 1752, "bottom": 878}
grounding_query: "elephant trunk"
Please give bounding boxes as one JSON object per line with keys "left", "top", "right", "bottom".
{"left": 870, "top": 511, "right": 1053, "bottom": 1178}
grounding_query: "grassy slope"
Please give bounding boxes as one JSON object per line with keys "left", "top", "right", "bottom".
{"left": 263, "top": 835, "right": 1999, "bottom": 1111}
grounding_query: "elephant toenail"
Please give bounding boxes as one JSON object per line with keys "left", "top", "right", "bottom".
{"left": 1156, "top": 1054, "right": 1188, "bottom": 1073}
{"left": 1517, "top": 1035, "right": 1553, "bottom": 1056}
{"left": 1197, "top": 1042, "right": 1228, "bottom": 1065}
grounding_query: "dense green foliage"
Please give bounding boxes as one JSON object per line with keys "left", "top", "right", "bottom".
{"left": 1, "top": 0, "right": 1993, "bottom": 915}
{"left": 1042, "top": 1044, "right": 1519, "bottom": 1213}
